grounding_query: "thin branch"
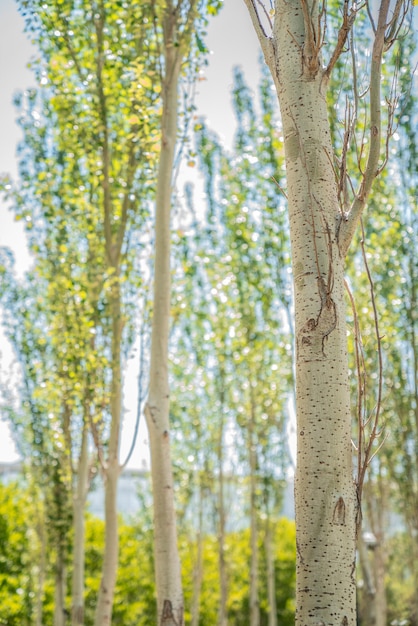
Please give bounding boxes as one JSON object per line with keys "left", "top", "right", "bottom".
{"left": 324, "top": 0, "right": 357, "bottom": 78}
{"left": 339, "top": 0, "right": 392, "bottom": 257}
{"left": 242, "top": 0, "right": 275, "bottom": 66}
{"left": 271, "top": 175, "right": 288, "bottom": 199}
{"left": 356, "top": 219, "right": 385, "bottom": 501}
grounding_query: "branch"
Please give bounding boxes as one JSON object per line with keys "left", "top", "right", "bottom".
{"left": 338, "top": 0, "right": 392, "bottom": 257}
{"left": 324, "top": 0, "right": 357, "bottom": 79}
{"left": 242, "top": 0, "right": 275, "bottom": 66}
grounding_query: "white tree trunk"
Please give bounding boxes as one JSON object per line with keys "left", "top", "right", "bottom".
{"left": 94, "top": 460, "right": 120, "bottom": 626}
{"left": 243, "top": 1, "right": 358, "bottom": 621}
{"left": 272, "top": 7, "right": 357, "bottom": 622}
{"left": 265, "top": 519, "right": 277, "bottom": 626}
{"left": 72, "top": 422, "right": 89, "bottom": 626}
{"left": 249, "top": 406, "right": 260, "bottom": 626}
{"left": 217, "top": 406, "right": 228, "bottom": 626}
{"left": 191, "top": 487, "right": 204, "bottom": 626}
{"left": 54, "top": 550, "right": 66, "bottom": 626}
{"left": 94, "top": 282, "right": 123, "bottom": 626}
{"left": 144, "top": 22, "right": 184, "bottom": 625}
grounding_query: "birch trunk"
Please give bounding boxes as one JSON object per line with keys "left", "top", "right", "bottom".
{"left": 71, "top": 423, "right": 89, "bottom": 626}
{"left": 144, "top": 14, "right": 184, "bottom": 624}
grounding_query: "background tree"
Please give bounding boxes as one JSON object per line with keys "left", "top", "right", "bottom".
{"left": 3, "top": 1, "right": 161, "bottom": 622}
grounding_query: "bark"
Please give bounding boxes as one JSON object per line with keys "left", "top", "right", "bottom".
{"left": 272, "top": 8, "right": 357, "bottom": 620}
{"left": 71, "top": 423, "right": 89, "bottom": 626}
{"left": 243, "top": 1, "right": 363, "bottom": 622}
{"left": 144, "top": 11, "right": 184, "bottom": 624}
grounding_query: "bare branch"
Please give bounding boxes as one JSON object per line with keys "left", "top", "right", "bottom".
{"left": 324, "top": 0, "right": 357, "bottom": 79}
{"left": 338, "top": 0, "right": 393, "bottom": 257}
{"left": 242, "top": 0, "right": 275, "bottom": 66}
{"left": 356, "top": 219, "right": 385, "bottom": 502}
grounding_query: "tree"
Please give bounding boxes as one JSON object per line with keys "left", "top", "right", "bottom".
{"left": 4, "top": 2, "right": 161, "bottom": 622}
{"left": 242, "top": 0, "right": 410, "bottom": 621}
{"left": 143, "top": 2, "right": 221, "bottom": 623}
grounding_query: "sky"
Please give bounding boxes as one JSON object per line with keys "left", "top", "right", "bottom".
{"left": 0, "top": 0, "right": 261, "bottom": 467}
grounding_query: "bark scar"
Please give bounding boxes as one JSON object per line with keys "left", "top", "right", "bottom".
{"left": 332, "top": 497, "right": 346, "bottom": 525}
{"left": 160, "top": 599, "right": 180, "bottom": 626}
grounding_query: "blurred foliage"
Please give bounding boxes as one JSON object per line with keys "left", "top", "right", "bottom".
{"left": 0, "top": 479, "right": 296, "bottom": 625}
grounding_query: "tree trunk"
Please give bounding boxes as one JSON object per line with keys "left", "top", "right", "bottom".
{"left": 191, "top": 486, "right": 204, "bottom": 626}
{"left": 71, "top": 422, "right": 89, "bottom": 626}
{"left": 265, "top": 518, "right": 278, "bottom": 626}
{"left": 244, "top": 1, "right": 359, "bottom": 622}
{"left": 273, "top": 10, "right": 357, "bottom": 623}
{"left": 94, "top": 280, "right": 123, "bottom": 626}
{"left": 35, "top": 505, "right": 46, "bottom": 626}
{"left": 54, "top": 549, "right": 66, "bottom": 626}
{"left": 144, "top": 15, "right": 184, "bottom": 625}
{"left": 358, "top": 531, "right": 376, "bottom": 626}
{"left": 216, "top": 408, "right": 228, "bottom": 626}
{"left": 249, "top": 403, "right": 260, "bottom": 626}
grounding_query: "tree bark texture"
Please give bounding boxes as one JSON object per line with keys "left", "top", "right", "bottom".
{"left": 144, "top": 15, "right": 184, "bottom": 625}
{"left": 256, "top": 1, "right": 358, "bottom": 622}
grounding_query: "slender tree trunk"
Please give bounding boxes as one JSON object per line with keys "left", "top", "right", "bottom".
{"left": 216, "top": 406, "right": 228, "bottom": 626}
{"left": 94, "top": 281, "right": 123, "bottom": 626}
{"left": 71, "top": 423, "right": 89, "bottom": 626}
{"left": 54, "top": 549, "right": 66, "bottom": 626}
{"left": 358, "top": 532, "right": 376, "bottom": 626}
{"left": 144, "top": 15, "right": 184, "bottom": 624}
{"left": 35, "top": 505, "right": 46, "bottom": 626}
{"left": 265, "top": 518, "right": 278, "bottom": 626}
{"left": 249, "top": 403, "right": 260, "bottom": 626}
{"left": 191, "top": 486, "right": 204, "bottom": 626}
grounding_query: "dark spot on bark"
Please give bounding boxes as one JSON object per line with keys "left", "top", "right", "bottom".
{"left": 332, "top": 497, "right": 346, "bottom": 525}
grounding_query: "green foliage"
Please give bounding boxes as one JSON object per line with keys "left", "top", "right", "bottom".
{"left": 0, "top": 482, "right": 34, "bottom": 625}
{"left": 181, "top": 518, "right": 296, "bottom": 626}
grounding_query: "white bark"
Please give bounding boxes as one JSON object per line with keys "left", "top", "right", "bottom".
{"left": 243, "top": 0, "right": 359, "bottom": 622}
{"left": 249, "top": 404, "right": 260, "bottom": 626}
{"left": 72, "top": 423, "right": 89, "bottom": 626}
{"left": 217, "top": 408, "right": 228, "bottom": 626}
{"left": 144, "top": 12, "right": 184, "bottom": 624}
{"left": 94, "top": 281, "right": 123, "bottom": 626}
{"left": 272, "top": 6, "right": 357, "bottom": 621}
{"left": 265, "top": 519, "right": 278, "bottom": 626}
{"left": 54, "top": 551, "right": 66, "bottom": 626}
{"left": 191, "top": 488, "right": 204, "bottom": 626}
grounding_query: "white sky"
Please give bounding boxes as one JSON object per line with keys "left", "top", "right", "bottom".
{"left": 0, "top": 0, "right": 261, "bottom": 467}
